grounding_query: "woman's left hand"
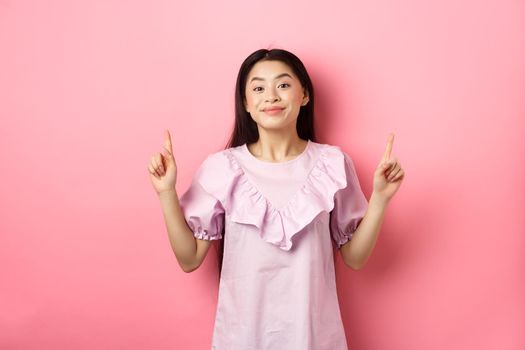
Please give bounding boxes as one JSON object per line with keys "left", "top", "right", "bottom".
{"left": 373, "top": 133, "right": 405, "bottom": 203}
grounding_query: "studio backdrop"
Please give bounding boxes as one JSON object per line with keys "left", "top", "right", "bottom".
{"left": 1, "top": 0, "right": 523, "bottom": 349}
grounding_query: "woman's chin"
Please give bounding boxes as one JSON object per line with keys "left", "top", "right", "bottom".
{"left": 257, "top": 120, "right": 298, "bottom": 132}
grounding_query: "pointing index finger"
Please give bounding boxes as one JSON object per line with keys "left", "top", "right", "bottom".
{"left": 382, "top": 133, "right": 395, "bottom": 162}
{"left": 164, "top": 129, "right": 173, "bottom": 155}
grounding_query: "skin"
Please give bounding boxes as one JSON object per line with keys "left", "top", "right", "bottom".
{"left": 148, "top": 60, "right": 405, "bottom": 272}
{"left": 149, "top": 130, "right": 213, "bottom": 273}
{"left": 341, "top": 133, "right": 405, "bottom": 270}
{"left": 243, "top": 60, "right": 310, "bottom": 162}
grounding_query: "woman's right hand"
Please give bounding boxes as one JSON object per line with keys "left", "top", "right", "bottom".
{"left": 148, "top": 129, "right": 178, "bottom": 195}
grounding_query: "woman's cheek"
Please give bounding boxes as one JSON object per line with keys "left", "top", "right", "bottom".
{"left": 247, "top": 96, "right": 259, "bottom": 110}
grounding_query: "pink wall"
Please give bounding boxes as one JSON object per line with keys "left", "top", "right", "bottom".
{"left": 1, "top": 0, "right": 524, "bottom": 349}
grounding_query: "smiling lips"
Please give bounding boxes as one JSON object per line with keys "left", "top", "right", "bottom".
{"left": 263, "top": 107, "right": 285, "bottom": 115}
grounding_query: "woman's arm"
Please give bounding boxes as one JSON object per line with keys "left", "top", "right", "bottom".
{"left": 340, "top": 192, "right": 388, "bottom": 270}
{"left": 341, "top": 133, "right": 404, "bottom": 270}
{"left": 158, "top": 189, "right": 213, "bottom": 273}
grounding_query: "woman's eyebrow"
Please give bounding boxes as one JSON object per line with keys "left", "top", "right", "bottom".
{"left": 249, "top": 73, "right": 293, "bottom": 83}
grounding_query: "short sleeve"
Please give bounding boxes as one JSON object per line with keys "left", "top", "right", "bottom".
{"left": 179, "top": 177, "right": 225, "bottom": 241}
{"left": 329, "top": 152, "right": 368, "bottom": 248}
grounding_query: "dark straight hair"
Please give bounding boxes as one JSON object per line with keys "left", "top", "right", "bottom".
{"left": 215, "top": 48, "right": 318, "bottom": 278}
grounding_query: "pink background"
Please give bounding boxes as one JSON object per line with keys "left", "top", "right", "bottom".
{"left": 1, "top": 0, "right": 524, "bottom": 349}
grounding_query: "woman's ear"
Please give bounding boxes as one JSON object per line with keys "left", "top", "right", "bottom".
{"left": 301, "top": 90, "right": 310, "bottom": 106}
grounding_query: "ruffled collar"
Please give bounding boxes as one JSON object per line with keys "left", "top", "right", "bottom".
{"left": 197, "top": 142, "right": 348, "bottom": 251}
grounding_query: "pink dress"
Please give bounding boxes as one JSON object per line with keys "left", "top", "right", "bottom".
{"left": 179, "top": 140, "right": 368, "bottom": 350}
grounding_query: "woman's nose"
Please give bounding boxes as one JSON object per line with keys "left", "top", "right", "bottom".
{"left": 265, "top": 89, "right": 279, "bottom": 102}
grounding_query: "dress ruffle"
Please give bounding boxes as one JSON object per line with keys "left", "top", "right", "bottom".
{"left": 196, "top": 144, "right": 348, "bottom": 251}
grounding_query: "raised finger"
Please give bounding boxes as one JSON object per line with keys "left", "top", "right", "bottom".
{"left": 382, "top": 133, "right": 395, "bottom": 163}
{"left": 164, "top": 129, "right": 173, "bottom": 156}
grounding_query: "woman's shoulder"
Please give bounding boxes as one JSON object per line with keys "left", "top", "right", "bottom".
{"left": 308, "top": 141, "right": 360, "bottom": 183}
{"left": 197, "top": 145, "right": 242, "bottom": 172}
{"left": 310, "top": 140, "right": 342, "bottom": 151}
{"left": 192, "top": 146, "right": 243, "bottom": 189}
{"left": 308, "top": 140, "right": 354, "bottom": 162}
{"left": 193, "top": 153, "right": 224, "bottom": 183}
{"left": 190, "top": 146, "right": 246, "bottom": 208}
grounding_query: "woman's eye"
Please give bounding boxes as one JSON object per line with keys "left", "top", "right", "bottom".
{"left": 252, "top": 83, "right": 289, "bottom": 92}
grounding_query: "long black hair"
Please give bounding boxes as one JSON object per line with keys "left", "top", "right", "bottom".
{"left": 216, "top": 48, "right": 318, "bottom": 278}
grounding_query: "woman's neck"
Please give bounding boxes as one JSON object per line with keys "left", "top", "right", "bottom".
{"left": 247, "top": 132, "right": 308, "bottom": 163}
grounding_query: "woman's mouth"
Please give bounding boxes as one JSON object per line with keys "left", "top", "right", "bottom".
{"left": 263, "top": 107, "right": 285, "bottom": 115}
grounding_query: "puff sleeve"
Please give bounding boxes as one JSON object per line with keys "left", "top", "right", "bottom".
{"left": 329, "top": 152, "right": 368, "bottom": 248}
{"left": 178, "top": 165, "right": 225, "bottom": 241}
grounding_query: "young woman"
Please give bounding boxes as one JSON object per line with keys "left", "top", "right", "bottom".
{"left": 148, "top": 48, "right": 405, "bottom": 349}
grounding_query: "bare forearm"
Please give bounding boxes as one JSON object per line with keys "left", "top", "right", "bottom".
{"left": 158, "top": 189, "right": 198, "bottom": 271}
{"left": 341, "top": 192, "right": 389, "bottom": 269}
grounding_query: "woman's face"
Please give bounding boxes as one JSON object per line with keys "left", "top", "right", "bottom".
{"left": 244, "top": 60, "right": 309, "bottom": 133}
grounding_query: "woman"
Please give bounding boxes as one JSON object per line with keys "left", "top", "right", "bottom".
{"left": 148, "top": 48, "right": 405, "bottom": 349}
